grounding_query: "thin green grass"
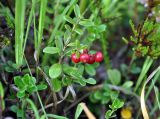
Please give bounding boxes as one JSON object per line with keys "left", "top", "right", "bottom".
{"left": 35, "top": 0, "right": 48, "bottom": 62}
{"left": 140, "top": 65, "right": 160, "bottom": 119}
{"left": 153, "top": 86, "right": 160, "bottom": 110}
{"left": 145, "top": 70, "right": 160, "bottom": 99}
{"left": 15, "top": 0, "right": 26, "bottom": 67}
{"left": 22, "top": 98, "right": 40, "bottom": 119}
{"left": 134, "top": 56, "right": 153, "bottom": 92}
{"left": 22, "top": 0, "right": 36, "bottom": 54}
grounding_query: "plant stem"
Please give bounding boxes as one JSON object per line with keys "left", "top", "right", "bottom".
{"left": 36, "top": 92, "right": 48, "bottom": 119}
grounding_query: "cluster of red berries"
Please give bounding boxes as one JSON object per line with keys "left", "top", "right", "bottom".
{"left": 71, "top": 49, "right": 103, "bottom": 64}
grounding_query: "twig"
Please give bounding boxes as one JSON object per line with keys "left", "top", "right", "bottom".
{"left": 82, "top": 84, "right": 140, "bottom": 101}
{"left": 64, "top": 93, "right": 90, "bottom": 113}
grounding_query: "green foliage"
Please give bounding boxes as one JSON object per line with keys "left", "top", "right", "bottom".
{"left": 89, "top": 85, "right": 119, "bottom": 105}
{"left": 122, "top": 81, "right": 133, "bottom": 90}
{"left": 1, "top": 0, "right": 160, "bottom": 118}
{"left": 85, "top": 64, "right": 96, "bottom": 76}
{"left": 105, "top": 99, "right": 124, "bottom": 119}
{"left": 126, "top": 19, "right": 160, "bottom": 58}
{"left": 0, "top": 82, "right": 5, "bottom": 111}
{"left": 51, "top": 78, "right": 62, "bottom": 92}
{"left": 10, "top": 105, "right": 23, "bottom": 118}
{"left": 43, "top": 47, "right": 60, "bottom": 54}
{"left": 14, "top": 74, "right": 47, "bottom": 98}
{"left": 84, "top": 78, "right": 96, "bottom": 85}
{"left": 107, "top": 69, "right": 121, "bottom": 85}
{"left": 74, "top": 4, "right": 81, "bottom": 18}
{"left": 49, "top": 63, "right": 62, "bottom": 79}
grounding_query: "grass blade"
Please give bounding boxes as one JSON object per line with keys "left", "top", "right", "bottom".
{"left": 36, "top": 0, "right": 48, "bottom": 60}
{"left": 140, "top": 65, "right": 160, "bottom": 119}
{"left": 15, "top": 0, "right": 26, "bottom": 67}
{"left": 134, "top": 57, "right": 153, "bottom": 92}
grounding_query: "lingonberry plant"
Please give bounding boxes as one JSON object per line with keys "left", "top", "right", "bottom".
{"left": 1, "top": 0, "right": 160, "bottom": 119}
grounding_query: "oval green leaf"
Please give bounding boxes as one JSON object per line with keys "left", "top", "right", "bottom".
{"left": 85, "top": 64, "right": 96, "bottom": 76}
{"left": 43, "top": 47, "right": 60, "bottom": 54}
{"left": 84, "top": 78, "right": 96, "bottom": 85}
{"left": 49, "top": 63, "right": 62, "bottom": 79}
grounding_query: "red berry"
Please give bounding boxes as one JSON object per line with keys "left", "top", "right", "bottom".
{"left": 87, "top": 54, "right": 95, "bottom": 64}
{"left": 95, "top": 52, "right": 103, "bottom": 62}
{"left": 80, "top": 53, "right": 89, "bottom": 63}
{"left": 83, "top": 49, "right": 88, "bottom": 54}
{"left": 71, "top": 53, "right": 80, "bottom": 63}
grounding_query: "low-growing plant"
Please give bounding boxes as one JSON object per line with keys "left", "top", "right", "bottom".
{"left": 0, "top": 0, "right": 160, "bottom": 118}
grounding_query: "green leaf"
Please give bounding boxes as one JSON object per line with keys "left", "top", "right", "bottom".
{"left": 74, "top": 28, "right": 83, "bottom": 35}
{"left": 55, "top": 38, "right": 63, "bottom": 53}
{"left": 94, "top": 91, "right": 103, "bottom": 100}
{"left": 85, "top": 64, "right": 96, "bottom": 76}
{"left": 14, "top": 76, "right": 25, "bottom": 89}
{"left": 110, "top": 91, "right": 119, "bottom": 100}
{"left": 43, "top": 47, "right": 60, "bottom": 54}
{"left": 62, "top": 77, "right": 72, "bottom": 86}
{"left": 0, "top": 82, "right": 4, "bottom": 98}
{"left": 79, "top": 19, "right": 94, "bottom": 27}
{"left": 107, "top": 69, "right": 121, "bottom": 85}
{"left": 105, "top": 110, "right": 113, "bottom": 118}
{"left": 76, "top": 39, "right": 80, "bottom": 48}
{"left": 51, "top": 79, "right": 62, "bottom": 92}
{"left": 27, "top": 85, "right": 37, "bottom": 93}
{"left": 10, "top": 105, "right": 18, "bottom": 113}
{"left": 17, "top": 90, "right": 25, "bottom": 98}
{"left": 77, "top": 79, "right": 86, "bottom": 86}
{"left": 111, "top": 99, "right": 124, "bottom": 109}
{"left": 65, "top": 24, "right": 72, "bottom": 32}
{"left": 64, "top": 30, "right": 71, "bottom": 43}
{"left": 22, "top": 74, "right": 36, "bottom": 86}
{"left": 64, "top": 15, "right": 75, "bottom": 24}
{"left": 129, "top": 20, "right": 138, "bottom": 36}
{"left": 37, "top": 84, "right": 47, "bottom": 90}
{"left": 101, "top": 97, "right": 110, "bottom": 104}
{"left": 30, "top": 77, "right": 36, "bottom": 85}
{"left": 97, "top": 24, "right": 106, "bottom": 32}
{"left": 63, "top": 64, "right": 77, "bottom": 73}
{"left": 63, "top": 64, "right": 83, "bottom": 80}
{"left": 78, "top": 65, "right": 84, "bottom": 75}
{"left": 22, "top": 74, "right": 30, "bottom": 85}
{"left": 130, "top": 66, "right": 141, "bottom": 74}
{"left": 74, "top": 4, "right": 81, "bottom": 18}
{"left": 70, "top": 71, "right": 84, "bottom": 80}
{"left": 5, "top": 66, "right": 15, "bottom": 72}
{"left": 67, "top": 42, "right": 76, "bottom": 47}
{"left": 89, "top": 94, "right": 99, "bottom": 103}
{"left": 75, "top": 103, "right": 83, "bottom": 119}
{"left": 84, "top": 78, "right": 96, "bottom": 85}
{"left": 49, "top": 63, "right": 62, "bottom": 79}
{"left": 122, "top": 81, "right": 133, "bottom": 89}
